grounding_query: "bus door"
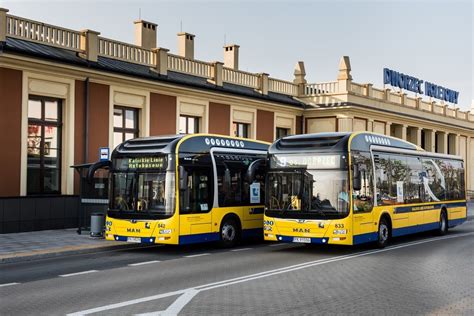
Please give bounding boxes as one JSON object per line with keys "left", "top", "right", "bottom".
{"left": 352, "top": 201, "right": 374, "bottom": 237}
{"left": 242, "top": 157, "right": 266, "bottom": 228}
{"left": 178, "top": 162, "right": 213, "bottom": 239}
{"left": 212, "top": 151, "right": 266, "bottom": 230}
{"left": 352, "top": 151, "right": 375, "bottom": 237}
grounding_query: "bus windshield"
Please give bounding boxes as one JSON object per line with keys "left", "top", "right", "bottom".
{"left": 109, "top": 155, "right": 175, "bottom": 219}
{"left": 266, "top": 154, "right": 349, "bottom": 219}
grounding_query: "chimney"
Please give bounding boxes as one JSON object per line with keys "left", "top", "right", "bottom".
{"left": 177, "top": 32, "right": 195, "bottom": 59}
{"left": 134, "top": 20, "right": 157, "bottom": 50}
{"left": 223, "top": 44, "right": 239, "bottom": 70}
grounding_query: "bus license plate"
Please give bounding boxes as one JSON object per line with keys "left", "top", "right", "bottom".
{"left": 127, "top": 237, "right": 141, "bottom": 243}
{"left": 293, "top": 237, "right": 311, "bottom": 243}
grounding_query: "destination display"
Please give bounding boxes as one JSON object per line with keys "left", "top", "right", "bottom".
{"left": 271, "top": 154, "right": 341, "bottom": 169}
{"left": 114, "top": 156, "right": 167, "bottom": 170}
{"left": 383, "top": 68, "right": 459, "bottom": 104}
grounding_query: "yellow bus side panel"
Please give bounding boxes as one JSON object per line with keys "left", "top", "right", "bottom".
{"left": 265, "top": 201, "right": 467, "bottom": 246}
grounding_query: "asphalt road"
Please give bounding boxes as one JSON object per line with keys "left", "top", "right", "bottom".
{"left": 1, "top": 221, "right": 473, "bottom": 315}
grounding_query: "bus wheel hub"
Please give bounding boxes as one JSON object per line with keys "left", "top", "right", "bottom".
{"left": 222, "top": 224, "right": 235, "bottom": 241}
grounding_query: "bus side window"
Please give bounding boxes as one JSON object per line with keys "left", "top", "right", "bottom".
{"left": 444, "top": 160, "right": 465, "bottom": 201}
{"left": 421, "top": 158, "right": 446, "bottom": 202}
{"left": 351, "top": 151, "right": 373, "bottom": 213}
{"left": 405, "top": 156, "right": 423, "bottom": 204}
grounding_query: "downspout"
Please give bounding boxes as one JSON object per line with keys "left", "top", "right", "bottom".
{"left": 84, "top": 77, "right": 90, "bottom": 163}
{"left": 301, "top": 101, "right": 306, "bottom": 134}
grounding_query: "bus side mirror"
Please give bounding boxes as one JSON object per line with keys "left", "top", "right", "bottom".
{"left": 87, "top": 160, "right": 111, "bottom": 183}
{"left": 179, "top": 166, "right": 188, "bottom": 190}
{"left": 245, "top": 159, "right": 265, "bottom": 183}
{"left": 353, "top": 165, "right": 362, "bottom": 191}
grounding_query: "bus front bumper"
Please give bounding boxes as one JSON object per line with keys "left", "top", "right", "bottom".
{"left": 264, "top": 217, "right": 353, "bottom": 245}
{"left": 109, "top": 235, "right": 156, "bottom": 244}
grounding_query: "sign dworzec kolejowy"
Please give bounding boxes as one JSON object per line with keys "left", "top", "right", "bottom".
{"left": 383, "top": 68, "right": 459, "bottom": 104}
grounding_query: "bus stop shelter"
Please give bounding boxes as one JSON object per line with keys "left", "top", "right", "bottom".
{"left": 71, "top": 163, "right": 109, "bottom": 235}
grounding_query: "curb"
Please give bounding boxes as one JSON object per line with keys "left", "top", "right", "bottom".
{"left": 0, "top": 242, "right": 152, "bottom": 264}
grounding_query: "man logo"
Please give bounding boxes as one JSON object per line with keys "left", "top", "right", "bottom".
{"left": 293, "top": 228, "right": 310, "bottom": 233}
{"left": 127, "top": 228, "right": 141, "bottom": 233}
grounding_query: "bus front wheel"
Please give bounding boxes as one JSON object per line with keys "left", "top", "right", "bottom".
{"left": 437, "top": 211, "right": 448, "bottom": 236}
{"left": 376, "top": 218, "right": 390, "bottom": 248}
{"left": 219, "top": 218, "right": 241, "bottom": 248}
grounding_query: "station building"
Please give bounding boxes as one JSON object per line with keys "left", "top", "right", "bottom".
{"left": 0, "top": 8, "right": 473, "bottom": 233}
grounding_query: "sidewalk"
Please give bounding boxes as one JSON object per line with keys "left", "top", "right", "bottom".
{"left": 0, "top": 229, "right": 142, "bottom": 264}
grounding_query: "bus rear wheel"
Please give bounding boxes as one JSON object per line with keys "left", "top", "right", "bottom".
{"left": 436, "top": 211, "right": 448, "bottom": 236}
{"left": 376, "top": 218, "right": 390, "bottom": 248}
{"left": 219, "top": 218, "right": 240, "bottom": 248}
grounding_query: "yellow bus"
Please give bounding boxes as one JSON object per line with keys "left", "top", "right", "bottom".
{"left": 264, "top": 132, "right": 467, "bottom": 247}
{"left": 98, "top": 134, "right": 268, "bottom": 247}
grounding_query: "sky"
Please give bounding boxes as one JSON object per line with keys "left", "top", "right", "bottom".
{"left": 2, "top": 0, "right": 473, "bottom": 111}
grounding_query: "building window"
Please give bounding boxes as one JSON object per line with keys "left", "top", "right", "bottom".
{"left": 233, "top": 122, "right": 249, "bottom": 138}
{"left": 276, "top": 127, "right": 290, "bottom": 139}
{"left": 27, "top": 97, "right": 62, "bottom": 195}
{"left": 179, "top": 115, "right": 200, "bottom": 134}
{"left": 114, "top": 106, "right": 139, "bottom": 148}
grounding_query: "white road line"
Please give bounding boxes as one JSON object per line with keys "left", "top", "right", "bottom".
{"left": 230, "top": 248, "right": 252, "bottom": 252}
{"left": 68, "top": 290, "right": 187, "bottom": 316}
{"left": 184, "top": 253, "right": 210, "bottom": 258}
{"left": 0, "top": 282, "right": 20, "bottom": 288}
{"left": 68, "top": 232, "right": 473, "bottom": 316}
{"left": 128, "top": 260, "right": 161, "bottom": 267}
{"left": 135, "top": 289, "right": 200, "bottom": 316}
{"left": 59, "top": 270, "right": 99, "bottom": 278}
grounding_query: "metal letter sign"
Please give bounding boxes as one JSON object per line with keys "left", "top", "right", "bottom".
{"left": 383, "top": 68, "right": 459, "bottom": 104}
{"left": 99, "top": 147, "right": 110, "bottom": 161}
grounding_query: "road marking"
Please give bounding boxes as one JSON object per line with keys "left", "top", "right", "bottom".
{"left": 184, "top": 253, "right": 210, "bottom": 258}
{"left": 59, "top": 270, "right": 99, "bottom": 278}
{"left": 0, "top": 282, "right": 20, "bottom": 288}
{"left": 128, "top": 260, "right": 161, "bottom": 267}
{"left": 135, "top": 289, "right": 200, "bottom": 316}
{"left": 68, "top": 232, "right": 473, "bottom": 316}
{"left": 68, "top": 290, "right": 187, "bottom": 316}
{"left": 230, "top": 248, "right": 252, "bottom": 252}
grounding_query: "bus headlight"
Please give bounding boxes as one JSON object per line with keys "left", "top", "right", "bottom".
{"left": 333, "top": 229, "right": 347, "bottom": 235}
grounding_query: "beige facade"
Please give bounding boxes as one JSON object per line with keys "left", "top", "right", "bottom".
{"left": 0, "top": 7, "right": 473, "bottom": 198}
